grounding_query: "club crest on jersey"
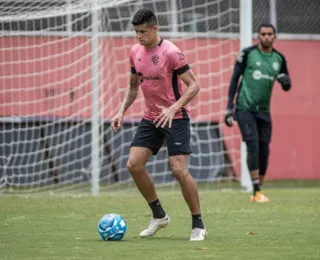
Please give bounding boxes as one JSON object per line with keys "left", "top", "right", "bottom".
{"left": 151, "top": 55, "right": 159, "bottom": 65}
{"left": 272, "top": 62, "right": 279, "bottom": 70}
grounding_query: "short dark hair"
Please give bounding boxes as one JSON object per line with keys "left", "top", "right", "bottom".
{"left": 258, "top": 23, "right": 276, "bottom": 34}
{"left": 131, "top": 9, "right": 157, "bottom": 26}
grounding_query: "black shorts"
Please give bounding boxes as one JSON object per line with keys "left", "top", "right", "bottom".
{"left": 235, "top": 109, "right": 272, "bottom": 143}
{"left": 131, "top": 118, "right": 192, "bottom": 156}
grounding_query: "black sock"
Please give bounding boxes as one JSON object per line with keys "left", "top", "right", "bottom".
{"left": 192, "top": 214, "right": 204, "bottom": 229}
{"left": 252, "top": 178, "right": 261, "bottom": 195}
{"left": 148, "top": 199, "right": 166, "bottom": 219}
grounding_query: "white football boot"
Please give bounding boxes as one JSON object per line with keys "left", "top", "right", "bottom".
{"left": 189, "top": 228, "right": 207, "bottom": 241}
{"left": 139, "top": 214, "right": 170, "bottom": 237}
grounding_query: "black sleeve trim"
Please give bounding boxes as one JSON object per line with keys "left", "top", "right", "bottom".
{"left": 280, "top": 56, "right": 289, "bottom": 75}
{"left": 175, "top": 64, "right": 190, "bottom": 75}
{"left": 274, "top": 49, "right": 291, "bottom": 90}
{"left": 131, "top": 66, "right": 136, "bottom": 74}
{"left": 274, "top": 49, "right": 289, "bottom": 75}
{"left": 227, "top": 63, "right": 244, "bottom": 109}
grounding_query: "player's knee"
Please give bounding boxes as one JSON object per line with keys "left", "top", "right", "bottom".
{"left": 245, "top": 139, "right": 259, "bottom": 171}
{"left": 169, "top": 161, "right": 188, "bottom": 182}
{"left": 126, "top": 159, "right": 144, "bottom": 175}
{"left": 172, "top": 168, "right": 189, "bottom": 182}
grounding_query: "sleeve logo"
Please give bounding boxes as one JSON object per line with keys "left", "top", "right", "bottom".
{"left": 177, "top": 52, "right": 186, "bottom": 63}
{"left": 236, "top": 51, "right": 244, "bottom": 63}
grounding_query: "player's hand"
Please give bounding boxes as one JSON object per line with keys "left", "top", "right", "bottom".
{"left": 224, "top": 109, "right": 234, "bottom": 127}
{"left": 277, "top": 73, "right": 291, "bottom": 91}
{"left": 154, "top": 104, "right": 176, "bottom": 128}
{"left": 111, "top": 112, "right": 124, "bottom": 132}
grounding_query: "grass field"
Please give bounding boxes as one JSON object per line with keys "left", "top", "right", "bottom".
{"left": 1, "top": 184, "right": 320, "bottom": 260}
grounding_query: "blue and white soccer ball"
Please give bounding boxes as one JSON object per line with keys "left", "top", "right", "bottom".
{"left": 98, "top": 213, "right": 127, "bottom": 241}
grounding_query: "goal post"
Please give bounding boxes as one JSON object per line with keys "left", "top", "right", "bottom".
{"left": 91, "top": 0, "right": 101, "bottom": 196}
{"left": 239, "top": 0, "right": 253, "bottom": 192}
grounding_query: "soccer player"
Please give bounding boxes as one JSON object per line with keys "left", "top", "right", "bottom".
{"left": 224, "top": 23, "right": 291, "bottom": 203}
{"left": 111, "top": 9, "right": 206, "bottom": 241}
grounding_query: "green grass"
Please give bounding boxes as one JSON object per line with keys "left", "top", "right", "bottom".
{"left": 1, "top": 186, "right": 320, "bottom": 260}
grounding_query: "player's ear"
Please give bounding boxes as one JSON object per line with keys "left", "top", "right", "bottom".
{"left": 152, "top": 25, "right": 158, "bottom": 32}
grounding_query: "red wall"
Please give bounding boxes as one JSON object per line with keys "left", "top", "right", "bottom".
{"left": 0, "top": 36, "right": 319, "bottom": 179}
{"left": 268, "top": 40, "right": 320, "bottom": 180}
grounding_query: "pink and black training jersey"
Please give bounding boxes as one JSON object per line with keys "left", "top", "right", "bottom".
{"left": 129, "top": 38, "right": 191, "bottom": 121}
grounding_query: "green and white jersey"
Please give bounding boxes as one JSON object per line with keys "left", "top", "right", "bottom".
{"left": 227, "top": 45, "right": 289, "bottom": 112}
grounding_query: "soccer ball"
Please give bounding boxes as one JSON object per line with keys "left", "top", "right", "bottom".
{"left": 98, "top": 213, "right": 127, "bottom": 241}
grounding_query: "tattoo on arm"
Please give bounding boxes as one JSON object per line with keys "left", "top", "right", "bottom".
{"left": 119, "top": 75, "right": 139, "bottom": 113}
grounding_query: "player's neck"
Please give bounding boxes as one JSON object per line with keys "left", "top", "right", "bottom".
{"left": 144, "top": 36, "right": 161, "bottom": 49}
{"left": 258, "top": 43, "right": 273, "bottom": 53}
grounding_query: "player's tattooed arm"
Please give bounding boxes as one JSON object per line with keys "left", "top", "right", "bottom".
{"left": 118, "top": 74, "right": 140, "bottom": 114}
{"left": 111, "top": 74, "right": 139, "bottom": 132}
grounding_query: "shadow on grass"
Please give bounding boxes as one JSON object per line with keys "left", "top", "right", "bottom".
{"left": 91, "top": 234, "right": 190, "bottom": 243}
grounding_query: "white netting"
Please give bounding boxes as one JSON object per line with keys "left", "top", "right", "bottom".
{"left": 252, "top": 0, "right": 320, "bottom": 35}
{"left": 0, "top": 0, "right": 241, "bottom": 193}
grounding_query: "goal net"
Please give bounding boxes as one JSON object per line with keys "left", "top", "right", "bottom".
{"left": 0, "top": 0, "right": 241, "bottom": 193}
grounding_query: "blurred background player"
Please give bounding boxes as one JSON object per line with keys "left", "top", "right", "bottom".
{"left": 225, "top": 23, "right": 291, "bottom": 203}
{"left": 111, "top": 9, "right": 206, "bottom": 241}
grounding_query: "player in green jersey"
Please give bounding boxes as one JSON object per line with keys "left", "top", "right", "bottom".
{"left": 225, "top": 23, "right": 291, "bottom": 203}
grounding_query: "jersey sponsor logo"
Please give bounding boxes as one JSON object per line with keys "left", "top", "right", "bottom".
{"left": 272, "top": 62, "right": 279, "bottom": 70}
{"left": 151, "top": 55, "right": 159, "bottom": 65}
{"left": 137, "top": 72, "right": 160, "bottom": 83}
{"left": 252, "top": 70, "right": 274, "bottom": 81}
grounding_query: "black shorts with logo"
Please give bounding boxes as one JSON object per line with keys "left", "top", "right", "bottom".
{"left": 235, "top": 109, "right": 272, "bottom": 143}
{"left": 131, "top": 118, "right": 192, "bottom": 156}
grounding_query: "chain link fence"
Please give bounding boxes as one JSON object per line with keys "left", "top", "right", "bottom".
{"left": 276, "top": 0, "right": 320, "bottom": 34}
